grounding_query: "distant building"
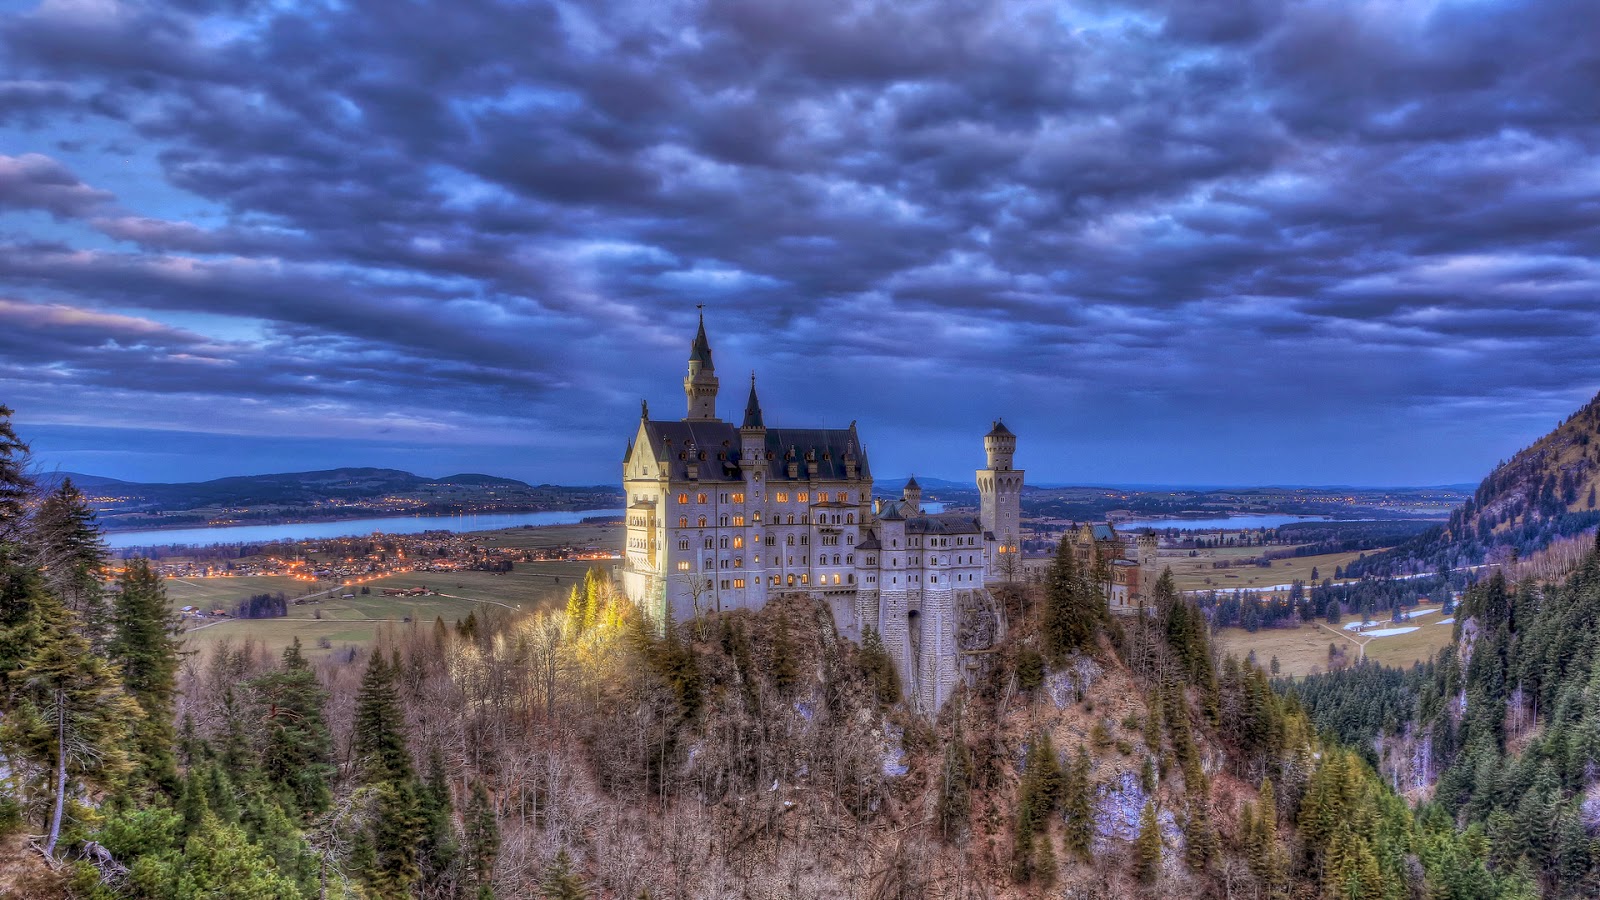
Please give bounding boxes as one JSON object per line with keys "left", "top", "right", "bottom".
{"left": 1065, "top": 522, "right": 1158, "bottom": 613}
{"left": 620, "top": 315, "right": 1024, "bottom": 712}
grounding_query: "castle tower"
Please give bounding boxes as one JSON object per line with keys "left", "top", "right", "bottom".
{"left": 740, "top": 374, "right": 766, "bottom": 468}
{"left": 902, "top": 476, "right": 922, "bottom": 515}
{"left": 683, "top": 312, "right": 720, "bottom": 421}
{"left": 978, "top": 420, "right": 1024, "bottom": 576}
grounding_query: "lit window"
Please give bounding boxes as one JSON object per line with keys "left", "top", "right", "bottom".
{"left": 798, "top": 492, "right": 809, "bottom": 503}
{"left": 698, "top": 516, "right": 707, "bottom": 528}
{"left": 733, "top": 515, "right": 745, "bottom": 526}
{"left": 679, "top": 516, "right": 688, "bottom": 527}
{"left": 697, "top": 493, "right": 707, "bottom": 503}
{"left": 775, "top": 491, "right": 789, "bottom": 502}
{"left": 676, "top": 561, "right": 690, "bottom": 571}
{"left": 733, "top": 536, "right": 744, "bottom": 549}
{"left": 734, "top": 578, "right": 746, "bottom": 589}
{"left": 800, "top": 574, "right": 809, "bottom": 585}
{"left": 732, "top": 493, "right": 745, "bottom": 503}
{"left": 678, "top": 493, "right": 688, "bottom": 504}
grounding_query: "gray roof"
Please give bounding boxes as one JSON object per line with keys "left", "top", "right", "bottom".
{"left": 690, "top": 315, "right": 713, "bottom": 366}
{"left": 906, "top": 513, "right": 982, "bottom": 535}
{"left": 639, "top": 420, "right": 869, "bottom": 484}
{"left": 1091, "top": 523, "right": 1118, "bottom": 541}
{"left": 988, "top": 419, "right": 1013, "bottom": 437}
{"left": 742, "top": 377, "right": 764, "bottom": 429}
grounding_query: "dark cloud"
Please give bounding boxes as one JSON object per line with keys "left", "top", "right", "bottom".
{"left": 0, "top": 0, "right": 1596, "bottom": 485}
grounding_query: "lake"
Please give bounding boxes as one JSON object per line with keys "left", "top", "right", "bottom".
{"left": 105, "top": 508, "right": 626, "bottom": 549}
{"left": 1113, "top": 514, "right": 1357, "bottom": 532}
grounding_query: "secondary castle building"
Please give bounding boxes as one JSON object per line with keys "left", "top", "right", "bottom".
{"left": 621, "top": 316, "right": 1023, "bottom": 711}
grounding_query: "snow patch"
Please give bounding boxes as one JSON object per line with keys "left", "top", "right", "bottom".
{"left": 1360, "top": 626, "right": 1420, "bottom": 637}
{"left": 1436, "top": 617, "right": 1455, "bottom": 625}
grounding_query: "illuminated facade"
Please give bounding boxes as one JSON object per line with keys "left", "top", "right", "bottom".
{"left": 621, "top": 315, "right": 1024, "bottom": 712}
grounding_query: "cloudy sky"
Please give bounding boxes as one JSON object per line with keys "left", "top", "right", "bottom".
{"left": 1, "top": 0, "right": 1596, "bottom": 487}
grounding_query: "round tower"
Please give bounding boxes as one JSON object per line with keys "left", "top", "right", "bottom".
{"left": 683, "top": 311, "right": 721, "bottom": 421}
{"left": 984, "top": 419, "right": 1016, "bottom": 470}
{"left": 902, "top": 476, "right": 922, "bottom": 515}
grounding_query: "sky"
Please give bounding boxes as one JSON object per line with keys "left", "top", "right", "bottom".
{"left": 1, "top": 0, "right": 1597, "bottom": 488}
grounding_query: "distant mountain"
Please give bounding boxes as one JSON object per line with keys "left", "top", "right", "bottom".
{"left": 1348, "top": 390, "right": 1600, "bottom": 577}
{"left": 873, "top": 476, "right": 974, "bottom": 493}
{"left": 41, "top": 467, "right": 622, "bottom": 531}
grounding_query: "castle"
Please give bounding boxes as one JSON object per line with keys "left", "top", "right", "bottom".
{"left": 621, "top": 315, "right": 1022, "bottom": 712}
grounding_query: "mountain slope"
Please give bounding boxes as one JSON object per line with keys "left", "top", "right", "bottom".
{"left": 1349, "top": 390, "right": 1600, "bottom": 577}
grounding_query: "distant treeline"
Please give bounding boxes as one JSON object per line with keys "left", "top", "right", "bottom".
{"left": 1267, "top": 519, "right": 1438, "bottom": 558}
{"left": 1198, "top": 572, "right": 1466, "bottom": 632}
{"left": 236, "top": 591, "right": 288, "bottom": 619}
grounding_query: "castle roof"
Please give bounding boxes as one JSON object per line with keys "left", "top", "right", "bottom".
{"left": 742, "top": 375, "right": 764, "bottom": 429}
{"left": 638, "top": 420, "right": 869, "bottom": 484}
{"left": 988, "top": 419, "right": 1013, "bottom": 437}
{"left": 1091, "top": 523, "right": 1118, "bottom": 541}
{"left": 690, "top": 313, "right": 713, "bottom": 366}
{"left": 905, "top": 514, "right": 981, "bottom": 535}
{"left": 879, "top": 503, "right": 904, "bottom": 521}
{"left": 904, "top": 476, "right": 920, "bottom": 490}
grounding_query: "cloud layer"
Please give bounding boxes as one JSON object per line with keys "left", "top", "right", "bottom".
{"left": 1, "top": 0, "right": 1597, "bottom": 485}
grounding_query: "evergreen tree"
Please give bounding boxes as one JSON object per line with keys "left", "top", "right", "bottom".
{"left": 109, "top": 557, "right": 182, "bottom": 794}
{"left": 18, "top": 610, "right": 140, "bottom": 856}
{"left": 249, "top": 638, "right": 334, "bottom": 817}
{"left": 354, "top": 651, "right": 413, "bottom": 782}
{"left": 540, "top": 849, "right": 589, "bottom": 899}
{"left": 0, "top": 405, "right": 31, "bottom": 543}
{"left": 1133, "top": 799, "right": 1161, "bottom": 883}
{"left": 1062, "top": 746, "right": 1093, "bottom": 860}
{"left": 1043, "top": 536, "right": 1102, "bottom": 661}
{"left": 858, "top": 624, "right": 900, "bottom": 704}
{"left": 30, "top": 478, "right": 111, "bottom": 649}
{"left": 465, "top": 780, "right": 500, "bottom": 899}
{"left": 935, "top": 710, "right": 972, "bottom": 841}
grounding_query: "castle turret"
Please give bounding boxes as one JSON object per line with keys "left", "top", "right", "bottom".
{"left": 901, "top": 476, "right": 922, "bottom": 516}
{"left": 740, "top": 374, "right": 765, "bottom": 470}
{"left": 683, "top": 312, "right": 720, "bottom": 421}
{"left": 977, "top": 420, "right": 1024, "bottom": 578}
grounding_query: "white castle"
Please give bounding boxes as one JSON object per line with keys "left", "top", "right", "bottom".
{"left": 621, "top": 315, "right": 1022, "bottom": 711}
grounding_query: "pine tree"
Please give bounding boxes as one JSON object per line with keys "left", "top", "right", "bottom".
{"left": 1133, "top": 799, "right": 1161, "bottom": 883}
{"left": 18, "top": 610, "right": 140, "bottom": 856}
{"left": 109, "top": 557, "right": 182, "bottom": 794}
{"left": 30, "top": 478, "right": 111, "bottom": 649}
{"left": 0, "top": 405, "right": 31, "bottom": 543}
{"left": 859, "top": 625, "right": 900, "bottom": 704}
{"left": 1043, "top": 535, "right": 1102, "bottom": 661}
{"left": 465, "top": 780, "right": 500, "bottom": 899}
{"left": 354, "top": 651, "right": 413, "bottom": 782}
{"left": 249, "top": 637, "right": 334, "bottom": 817}
{"left": 1062, "top": 745, "right": 1093, "bottom": 860}
{"left": 540, "top": 849, "right": 589, "bottom": 899}
{"left": 419, "top": 747, "right": 460, "bottom": 892}
{"left": 565, "top": 584, "right": 586, "bottom": 636}
{"left": 770, "top": 615, "right": 798, "bottom": 695}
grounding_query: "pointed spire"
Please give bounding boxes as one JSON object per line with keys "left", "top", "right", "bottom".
{"left": 742, "top": 371, "right": 764, "bottom": 429}
{"left": 690, "top": 307, "right": 713, "bottom": 367}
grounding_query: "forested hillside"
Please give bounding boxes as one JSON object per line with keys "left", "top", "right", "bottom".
{"left": 0, "top": 406, "right": 1540, "bottom": 898}
{"left": 1350, "top": 391, "right": 1600, "bottom": 578}
{"left": 1292, "top": 534, "right": 1600, "bottom": 898}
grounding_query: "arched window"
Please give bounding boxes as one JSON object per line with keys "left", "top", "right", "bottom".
{"left": 678, "top": 516, "right": 688, "bottom": 527}
{"left": 786, "top": 534, "right": 795, "bottom": 546}
{"left": 846, "top": 513, "right": 854, "bottom": 524}
{"left": 786, "top": 514, "right": 795, "bottom": 525}
{"left": 678, "top": 493, "right": 688, "bottom": 504}
{"left": 697, "top": 516, "right": 707, "bottom": 528}
{"left": 697, "top": 492, "right": 707, "bottom": 503}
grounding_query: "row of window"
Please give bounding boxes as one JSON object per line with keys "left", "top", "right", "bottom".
{"left": 676, "top": 513, "right": 854, "bottom": 527}
{"left": 674, "top": 552, "right": 859, "bottom": 571}
{"left": 676, "top": 490, "right": 851, "bottom": 505}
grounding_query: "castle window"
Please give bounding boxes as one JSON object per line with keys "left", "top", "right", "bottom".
{"left": 846, "top": 513, "right": 854, "bottom": 524}
{"left": 733, "top": 536, "right": 744, "bottom": 549}
{"left": 786, "top": 534, "right": 795, "bottom": 546}
{"left": 848, "top": 574, "right": 855, "bottom": 584}
{"left": 704, "top": 538, "right": 714, "bottom": 549}
{"left": 775, "top": 491, "right": 788, "bottom": 502}
{"left": 732, "top": 493, "right": 744, "bottom": 503}
{"left": 766, "top": 535, "right": 777, "bottom": 547}
{"left": 697, "top": 493, "right": 707, "bottom": 503}
{"left": 720, "top": 493, "right": 729, "bottom": 502}
{"left": 833, "top": 554, "right": 841, "bottom": 565}
{"left": 719, "top": 516, "right": 728, "bottom": 527}
{"left": 798, "top": 492, "right": 809, "bottom": 502}
{"left": 734, "top": 557, "right": 743, "bottom": 568}
{"left": 846, "top": 554, "right": 853, "bottom": 564}
{"left": 734, "top": 578, "right": 746, "bottom": 589}
{"left": 847, "top": 534, "right": 855, "bottom": 545}
{"left": 787, "top": 574, "right": 795, "bottom": 586}
{"left": 753, "top": 511, "right": 762, "bottom": 523}
{"left": 800, "top": 574, "right": 809, "bottom": 585}
{"left": 733, "top": 515, "right": 745, "bottom": 526}
{"left": 698, "top": 516, "right": 707, "bottom": 528}
{"left": 721, "top": 580, "right": 730, "bottom": 589}
{"left": 677, "top": 493, "right": 688, "bottom": 504}
{"left": 678, "top": 539, "right": 689, "bottom": 550}
{"left": 800, "top": 536, "right": 808, "bottom": 546}
{"left": 833, "top": 574, "right": 841, "bottom": 585}
{"left": 676, "top": 561, "right": 689, "bottom": 571}
{"left": 786, "top": 514, "right": 795, "bottom": 525}
{"left": 719, "top": 537, "right": 729, "bottom": 549}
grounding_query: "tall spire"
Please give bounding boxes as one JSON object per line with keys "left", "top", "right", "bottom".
{"left": 690, "top": 307, "right": 713, "bottom": 368}
{"left": 742, "top": 372, "right": 765, "bottom": 429}
{"left": 683, "top": 306, "right": 721, "bottom": 421}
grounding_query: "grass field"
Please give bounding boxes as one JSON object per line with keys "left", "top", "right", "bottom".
{"left": 1162, "top": 547, "right": 1368, "bottom": 593}
{"left": 168, "top": 562, "right": 600, "bottom": 657}
{"left": 1214, "top": 615, "right": 1457, "bottom": 678}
